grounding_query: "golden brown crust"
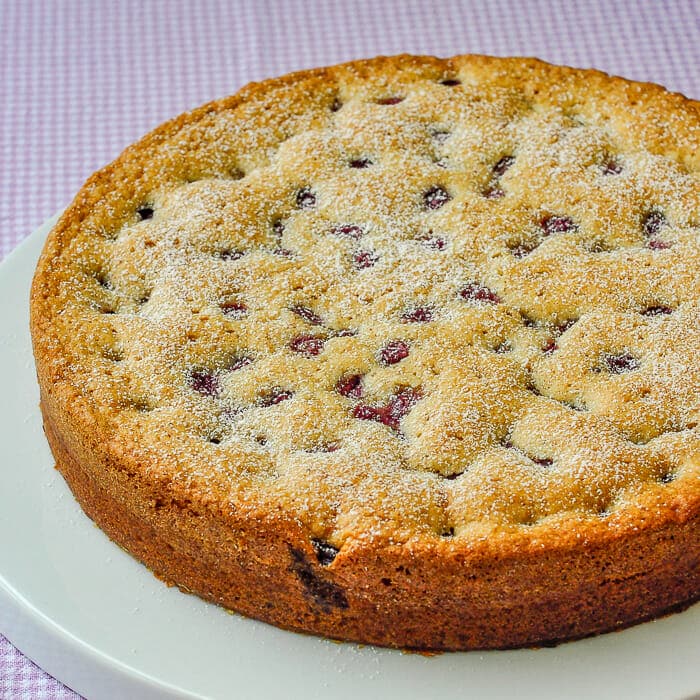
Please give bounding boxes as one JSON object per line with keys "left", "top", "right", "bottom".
{"left": 30, "top": 54, "right": 700, "bottom": 650}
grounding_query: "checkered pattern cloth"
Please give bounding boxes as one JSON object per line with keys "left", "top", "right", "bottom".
{"left": 0, "top": 640, "right": 81, "bottom": 700}
{"left": 1, "top": 0, "right": 698, "bottom": 696}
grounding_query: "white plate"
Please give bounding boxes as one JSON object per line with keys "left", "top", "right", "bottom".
{"left": 1, "top": 215, "right": 699, "bottom": 700}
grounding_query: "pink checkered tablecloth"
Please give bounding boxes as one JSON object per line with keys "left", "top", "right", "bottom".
{"left": 1, "top": 0, "right": 699, "bottom": 696}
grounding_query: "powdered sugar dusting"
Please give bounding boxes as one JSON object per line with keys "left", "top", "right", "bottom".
{"left": 49, "top": 59, "right": 700, "bottom": 543}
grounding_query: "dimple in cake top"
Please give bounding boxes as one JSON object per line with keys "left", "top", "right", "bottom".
{"left": 31, "top": 55, "right": 700, "bottom": 548}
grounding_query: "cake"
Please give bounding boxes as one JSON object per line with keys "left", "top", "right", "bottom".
{"left": 30, "top": 54, "right": 700, "bottom": 650}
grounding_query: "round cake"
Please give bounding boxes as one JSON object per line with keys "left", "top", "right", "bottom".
{"left": 30, "top": 54, "right": 700, "bottom": 650}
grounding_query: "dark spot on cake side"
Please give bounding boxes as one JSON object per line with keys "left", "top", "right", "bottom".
{"left": 311, "top": 539, "right": 339, "bottom": 566}
{"left": 289, "top": 547, "right": 348, "bottom": 612}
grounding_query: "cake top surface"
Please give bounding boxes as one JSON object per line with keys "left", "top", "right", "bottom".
{"left": 31, "top": 54, "right": 700, "bottom": 548}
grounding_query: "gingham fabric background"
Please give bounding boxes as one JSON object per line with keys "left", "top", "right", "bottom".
{"left": 1, "top": 0, "right": 699, "bottom": 697}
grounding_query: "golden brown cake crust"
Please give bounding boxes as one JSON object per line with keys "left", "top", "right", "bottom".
{"left": 30, "top": 54, "right": 700, "bottom": 650}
